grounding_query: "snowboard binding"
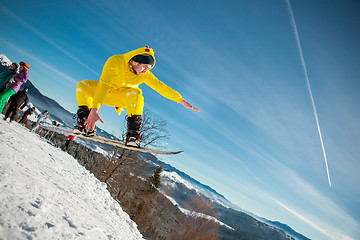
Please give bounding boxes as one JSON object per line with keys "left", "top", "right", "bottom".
{"left": 125, "top": 115, "right": 143, "bottom": 148}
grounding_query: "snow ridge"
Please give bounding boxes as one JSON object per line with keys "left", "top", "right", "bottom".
{"left": 0, "top": 53, "right": 12, "bottom": 67}
{"left": 160, "top": 191, "right": 235, "bottom": 231}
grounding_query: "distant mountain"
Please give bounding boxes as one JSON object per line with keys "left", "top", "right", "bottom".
{"left": 149, "top": 155, "right": 243, "bottom": 210}
{"left": 142, "top": 155, "right": 308, "bottom": 240}
{"left": 22, "top": 80, "right": 76, "bottom": 127}
{"left": 266, "top": 221, "right": 311, "bottom": 240}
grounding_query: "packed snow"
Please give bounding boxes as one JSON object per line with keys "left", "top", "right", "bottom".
{"left": 160, "top": 191, "right": 234, "bottom": 231}
{"left": 161, "top": 171, "right": 197, "bottom": 191}
{"left": 0, "top": 54, "right": 12, "bottom": 67}
{"left": 0, "top": 120, "right": 144, "bottom": 240}
{"left": 161, "top": 170, "right": 243, "bottom": 211}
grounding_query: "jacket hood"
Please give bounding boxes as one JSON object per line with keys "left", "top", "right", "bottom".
{"left": 122, "top": 46, "right": 156, "bottom": 69}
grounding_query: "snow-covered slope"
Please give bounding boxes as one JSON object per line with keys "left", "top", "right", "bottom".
{"left": 155, "top": 162, "right": 309, "bottom": 240}
{"left": 0, "top": 120, "right": 143, "bottom": 240}
{"left": 157, "top": 161, "right": 244, "bottom": 212}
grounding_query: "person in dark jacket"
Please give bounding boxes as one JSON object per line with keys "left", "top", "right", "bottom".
{"left": 19, "top": 106, "right": 35, "bottom": 125}
{"left": 4, "top": 88, "right": 29, "bottom": 122}
{"left": 0, "top": 62, "right": 19, "bottom": 92}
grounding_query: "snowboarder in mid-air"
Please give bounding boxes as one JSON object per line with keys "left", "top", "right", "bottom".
{"left": 74, "top": 46, "right": 199, "bottom": 147}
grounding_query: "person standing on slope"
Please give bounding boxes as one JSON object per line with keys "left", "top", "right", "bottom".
{"left": 74, "top": 46, "right": 199, "bottom": 147}
{"left": 31, "top": 110, "right": 50, "bottom": 132}
{"left": 4, "top": 88, "right": 29, "bottom": 122}
{"left": 0, "top": 62, "right": 19, "bottom": 92}
{"left": 19, "top": 106, "right": 35, "bottom": 126}
{"left": 0, "top": 62, "right": 29, "bottom": 114}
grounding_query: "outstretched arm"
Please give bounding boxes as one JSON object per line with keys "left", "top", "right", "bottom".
{"left": 180, "top": 100, "right": 200, "bottom": 113}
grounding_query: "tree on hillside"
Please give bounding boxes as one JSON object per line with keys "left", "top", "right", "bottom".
{"left": 121, "top": 108, "right": 170, "bottom": 148}
{"left": 148, "top": 166, "right": 163, "bottom": 193}
{"left": 141, "top": 110, "right": 169, "bottom": 148}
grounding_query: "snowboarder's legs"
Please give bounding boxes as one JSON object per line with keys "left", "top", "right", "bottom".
{"left": 76, "top": 80, "right": 145, "bottom": 144}
{"left": 76, "top": 80, "right": 98, "bottom": 109}
{"left": 76, "top": 80, "right": 144, "bottom": 115}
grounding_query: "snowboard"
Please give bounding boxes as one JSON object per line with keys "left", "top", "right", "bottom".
{"left": 39, "top": 124, "right": 184, "bottom": 155}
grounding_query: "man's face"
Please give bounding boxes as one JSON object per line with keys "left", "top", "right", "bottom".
{"left": 9, "top": 64, "right": 17, "bottom": 70}
{"left": 131, "top": 61, "right": 152, "bottom": 75}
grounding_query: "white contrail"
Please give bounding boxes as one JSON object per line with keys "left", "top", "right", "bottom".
{"left": 286, "top": 0, "right": 331, "bottom": 187}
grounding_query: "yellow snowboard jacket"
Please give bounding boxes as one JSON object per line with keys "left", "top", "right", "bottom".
{"left": 92, "top": 46, "right": 184, "bottom": 109}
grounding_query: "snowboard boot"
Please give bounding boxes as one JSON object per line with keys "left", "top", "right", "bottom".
{"left": 73, "top": 106, "right": 96, "bottom": 137}
{"left": 125, "top": 115, "right": 143, "bottom": 148}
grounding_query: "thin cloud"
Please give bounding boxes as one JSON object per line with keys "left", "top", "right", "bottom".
{"left": 2, "top": 39, "right": 78, "bottom": 84}
{"left": 290, "top": 174, "right": 360, "bottom": 228}
{"left": 1, "top": 5, "right": 98, "bottom": 76}
{"left": 273, "top": 169, "right": 360, "bottom": 240}
{"left": 272, "top": 197, "right": 337, "bottom": 240}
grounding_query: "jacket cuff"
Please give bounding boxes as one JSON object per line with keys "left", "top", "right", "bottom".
{"left": 92, "top": 103, "right": 102, "bottom": 109}
{"left": 176, "top": 98, "right": 184, "bottom": 103}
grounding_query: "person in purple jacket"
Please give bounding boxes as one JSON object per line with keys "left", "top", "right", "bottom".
{"left": 0, "top": 62, "right": 29, "bottom": 114}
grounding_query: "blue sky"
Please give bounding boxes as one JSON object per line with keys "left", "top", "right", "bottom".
{"left": 1, "top": 0, "right": 359, "bottom": 239}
